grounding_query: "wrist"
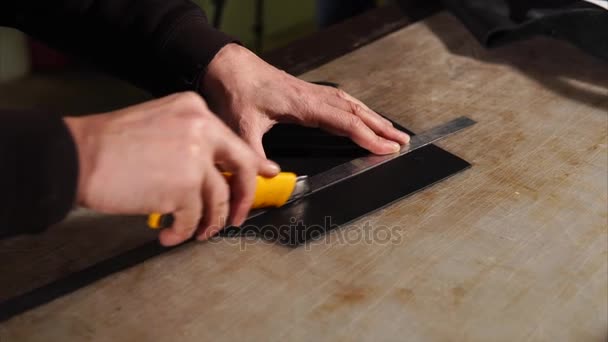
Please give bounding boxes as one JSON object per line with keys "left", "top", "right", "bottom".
{"left": 63, "top": 116, "right": 96, "bottom": 206}
{"left": 201, "top": 43, "right": 248, "bottom": 95}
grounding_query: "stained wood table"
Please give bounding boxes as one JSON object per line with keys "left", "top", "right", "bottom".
{"left": 1, "top": 11, "right": 607, "bottom": 341}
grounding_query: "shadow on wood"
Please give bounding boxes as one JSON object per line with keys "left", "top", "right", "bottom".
{"left": 424, "top": 14, "right": 608, "bottom": 112}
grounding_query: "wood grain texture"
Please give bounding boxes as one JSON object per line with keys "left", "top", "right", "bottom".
{"left": 1, "top": 12, "right": 607, "bottom": 341}
{"left": 0, "top": 210, "right": 157, "bottom": 305}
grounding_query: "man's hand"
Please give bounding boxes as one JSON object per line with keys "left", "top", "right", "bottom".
{"left": 64, "top": 92, "right": 280, "bottom": 246}
{"left": 202, "top": 43, "right": 410, "bottom": 158}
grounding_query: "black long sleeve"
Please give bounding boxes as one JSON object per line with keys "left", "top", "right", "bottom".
{"left": 0, "top": 110, "right": 78, "bottom": 238}
{"left": 1, "top": 0, "right": 235, "bottom": 95}
{"left": 0, "top": 0, "right": 235, "bottom": 236}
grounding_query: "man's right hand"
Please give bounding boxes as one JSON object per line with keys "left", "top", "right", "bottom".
{"left": 64, "top": 92, "right": 280, "bottom": 247}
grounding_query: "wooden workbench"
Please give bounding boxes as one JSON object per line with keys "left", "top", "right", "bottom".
{"left": 1, "top": 11, "right": 607, "bottom": 341}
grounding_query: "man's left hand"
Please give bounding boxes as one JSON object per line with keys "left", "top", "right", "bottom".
{"left": 202, "top": 43, "right": 410, "bottom": 158}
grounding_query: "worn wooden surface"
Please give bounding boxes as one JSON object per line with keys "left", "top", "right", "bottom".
{"left": 1, "top": 12, "right": 607, "bottom": 341}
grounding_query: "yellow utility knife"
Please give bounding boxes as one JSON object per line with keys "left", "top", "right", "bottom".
{"left": 147, "top": 172, "right": 310, "bottom": 229}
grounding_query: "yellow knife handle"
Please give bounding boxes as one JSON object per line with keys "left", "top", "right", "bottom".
{"left": 251, "top": 172, "right": 298, "bottom": 208}
{"left": 147, "top": 172, "right": 298, "bottom": 229}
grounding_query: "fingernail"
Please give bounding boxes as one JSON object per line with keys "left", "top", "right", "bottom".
{"left": 400, "top": 132, "right": 410, "bottom": 143}
{"left": 389, "top": 142, "right": 401, "bottom": 153}
{"left": 226, "top": 215, "right": 243, "bottom": 227}
{"left": 230, "top": 213, "right": 244, "bottom": 227}
{"left": 267, "top": 160, "right": 281, "bottom": 173}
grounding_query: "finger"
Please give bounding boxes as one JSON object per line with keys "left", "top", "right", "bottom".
{"left": 216, "top": 157, "right": 280, "bottom": 178}
{"left": 323, "top": 87, "right": 410, "bottom": 144}
{"left": 260, "top": 159, "right": 281, "bottom": 178}
{"left": 196, "top": 168, "right": 232, "bottom": 241}
{"left": 225, "top": 154, "right": 280, "bottom": 226}
{"left": 328, "top": 87, "right": 392, "bottom": 125}
{"left": 212, "top": 140, "right": 258, "bottom": 226}
{"left": 211, "top": 123, "right": 261, "bottom": 170}
{"left": 221, "top": 149, "right": 258, "bottom": 227}
{"left": 311, "top": 103, "right": 402, "bottom": 155}
{"left": 225, "top": 168, "right": 256, "bottom": 228}
{"left": 158, "top": 197, "right": 202, "bottom": 247}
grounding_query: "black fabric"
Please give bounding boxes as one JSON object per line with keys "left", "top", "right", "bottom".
{"left": 315, "top": 0, "right": 377, "bottom": 28}
{"left": 0, "top": 110, "right": 78, "bottom": 238}
{"left": 0, "top": 0, "right": 235, "bottom": 96}
{"left": 441, "top": 0, "right": 608, "bottom": 60}
{"left": 0, "top": 0, "right": 234, "bottom": 237}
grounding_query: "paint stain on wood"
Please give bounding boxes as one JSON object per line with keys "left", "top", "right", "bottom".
{"left": 452, "top": 286, "right": 467, "bottom": 306}
{"left": 311, "top": 287, "right": 370, "bottom": 315}
{"left": 394, "top": 288, "right": 415, "bottom": 304}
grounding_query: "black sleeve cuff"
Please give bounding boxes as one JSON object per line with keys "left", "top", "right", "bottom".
{"left": 0, "top": 110, "right": 78, "bottom": 237}
{"left": 158, "top": 13, "right": 237, "bottom": 94}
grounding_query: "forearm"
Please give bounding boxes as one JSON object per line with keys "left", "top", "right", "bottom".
{"left": 0, "top": 110, "right": 78, "bottom": 238}
{"left": 1, "top": 0, "right": 234, "bottom": 95}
